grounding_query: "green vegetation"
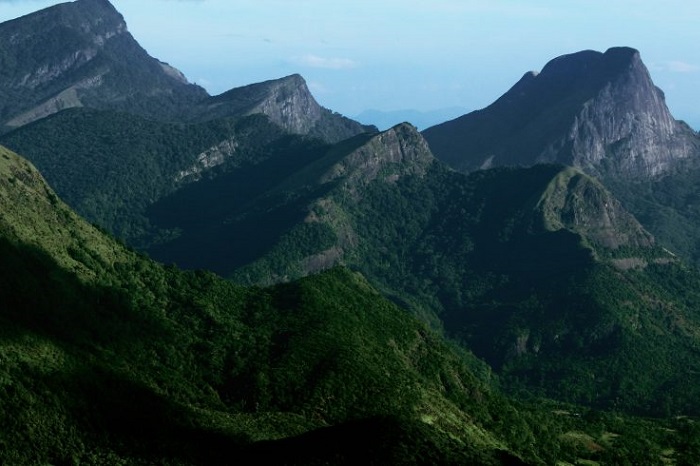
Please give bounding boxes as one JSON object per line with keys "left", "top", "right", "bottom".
{"left": 0, "top": 109, "right": 315, "bottom": 247}
{"left": 1, "top": 143, "right": 695, "bottom": 464}
{"left": 213, "top": 130, "right": 700, "bottom": 418}
{"left": 605, "top": 160, "right": 700, "bottom": 269}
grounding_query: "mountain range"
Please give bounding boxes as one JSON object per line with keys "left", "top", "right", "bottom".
{"left": 2, "top": 0, "right": 700, "bottom": 464}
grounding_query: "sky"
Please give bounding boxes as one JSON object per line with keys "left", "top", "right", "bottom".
{"left": 1, "top": 0, "right": 699, "bottom": 129}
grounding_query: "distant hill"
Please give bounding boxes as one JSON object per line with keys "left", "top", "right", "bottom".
{"left": 202, "top": 74, "right": 376, "bottom": 142}
{"left": 0, "top": 0, "right": 207, "bottom": 129}
{"left": 355, "top": 107, "right": 468, "bottom": 131}
{"left": 0, "top": 0, "right": 375, "bottom": 248}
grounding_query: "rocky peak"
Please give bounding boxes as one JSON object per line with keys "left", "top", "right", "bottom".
{"left": 423, "top": 47, "right": 700, "bottom": 178}
{"left": 0, "top": 0, "right": 207, "bottom": 130}
{"left": 1, "top": 0, "right": 127, "bottom": 52}
{"left": 247, "top": 74, "right": 325, "bottom": 134}
{"left": 320, "top": 123, "right": 434, "bottom": 189}
{"left": 204, "top": 74, "right": 375, "bottom": 143}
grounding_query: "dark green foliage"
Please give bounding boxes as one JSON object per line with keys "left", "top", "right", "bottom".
{"left": 0, "top": 109, "right": 302, "bottom": 246}
{"left": 606, "top": 161, "right": 700, "bottom": 268}
{"left": 209, "top": 134, "right": 700, "bottom": 417}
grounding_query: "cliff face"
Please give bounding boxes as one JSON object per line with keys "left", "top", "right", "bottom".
{"left": 0, "top": 0, "right": 207, "bottom": 130}
{"left": 204, "top": 74, "right": 376, "bottom": 143}
{"left": 423, "top": 47, "right": 700, "bottom": 178}
{"left": 320, "top": 123, "right": 434, "bottom": 188}
{"left": 555, "top": 49, "right": 696, "bottom": 177}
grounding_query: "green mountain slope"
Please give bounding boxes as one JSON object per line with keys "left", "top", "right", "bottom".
{"left": 1, "top": 144, "right": 550, "bottom": 464}
{"left": 1, "top": 146, "right": 693, "bottom": 465}
{"left": 0, "top": 108, "right": 327, "bottom": 247}
{"left": 146, "top": 122, "right": 700, "bottom": 416}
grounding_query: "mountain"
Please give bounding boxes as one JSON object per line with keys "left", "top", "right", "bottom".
{"left": 5, "top": 0, "right": 700, "bottom": 452}
{"left": 0, "top": 143, "right": 516, "bottom": 464}
{"left": 2, "top": 143, "right": 694, "bottom": 465}
{"left": 355, "top": 107, "right": 469, "bottom": 131}
{"left": 0, "top": 0, "right": 373, "bottom": 142}
{"left": 142, "top": 121, "right": 700, "bottom": 416}
{"left": 421, "top": 46, "right": 700, "bottom": 267}
{"left": 0, "top": 0, "right": 207, "bottom": 129}
{"left": 0, "top": 0, "right": 376, "bottom": 247}
{"left": 423, "top": 47, "right": 700, "bottom": 178}
{"left": 201, "top": 74, "right": 376, "bottom": 143}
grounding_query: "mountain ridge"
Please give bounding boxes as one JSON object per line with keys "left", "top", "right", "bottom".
{"left": 201, "top": 74, "right": 375, "bottom": 143}
{"left": 0, "top": 0, "right": 373, "bottom": 143}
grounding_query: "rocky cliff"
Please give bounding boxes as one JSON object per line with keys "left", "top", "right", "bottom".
{"left": 0, "top": 0, "right": 207, "bottom": 130}
{"left": 203, "top": 74, "right": 376, "bottom": 143}
{"left": 423, "top": 47, "right": 700, "bottom": 178}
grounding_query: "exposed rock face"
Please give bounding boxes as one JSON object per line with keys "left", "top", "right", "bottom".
{"left": 175, "top": 138, "right": 239, "bottom": 183}
{"left": 423, "top": 47, "right": 700, "bottom": 178}
{"left": 320, "top": 123, "right": 434, "bottom": 188}
{"left": 0, "top": 0, "right": 372, "bottom": 143}
{"left": 535, "top": 167, "right": 655, "bottom": 250}
{"left": 204, "top": 74, "right": 376, "bottom": 143}
{"left": 206, "top": 75, "right": 322, "bottom": 132}
{"left": 0, "top": 0, "right": 207, "bottom": 130}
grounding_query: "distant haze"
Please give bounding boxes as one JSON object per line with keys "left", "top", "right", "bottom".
{"left": 354, "top": 107, "right": 468, "bottom": 131}
{"left": 1, "top": 0, "right": 698, "bottom": 129}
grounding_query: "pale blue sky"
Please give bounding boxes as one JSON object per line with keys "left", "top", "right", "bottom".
{"left": 2, "top": 0, "right": 699, "bottom": 128}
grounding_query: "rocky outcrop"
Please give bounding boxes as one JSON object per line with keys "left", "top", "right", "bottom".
{"left": 535, "top": 167, "right": 655, "bottom": 250}
{"left": 175, "top": 137, "right": 240, "bottom": 183}
{"left": 320, "top": 123, "right": 434, "bottom": 190}
{"left": 423, "top": 47, "right": 700, "bottom": 178}
{"left": 203, "top": 74, "right": 375, "bottom": 143}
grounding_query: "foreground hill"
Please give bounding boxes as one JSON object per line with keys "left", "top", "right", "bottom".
{"left": 0, "top": 143, "right": 531, "bottom": 464}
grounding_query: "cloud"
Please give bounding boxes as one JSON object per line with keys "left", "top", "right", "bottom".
{"left": 667, "top": 61, "right": 700, "bottom": 73}
{"left": 292, "top": 54, "right": 358, "bottom": 70}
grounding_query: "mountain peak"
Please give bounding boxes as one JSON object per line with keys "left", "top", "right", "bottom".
{"left": 424, "top": 46, "right": 699, "bottom": 178}
{"left": 0, "top": 0, "right": 207, "bottom": 130}
{"left": 9, "top": 0, "right": 126, "bottom": 34}
{"left": 319, "top": 122, "right": 433, "bottom": 188}
{"left": 535, "top": 167, "right": 654, "bottom": 250}
{"left": 205, "top": 74, "right": 375, "bottom": 143}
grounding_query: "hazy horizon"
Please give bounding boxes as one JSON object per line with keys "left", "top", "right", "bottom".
{"left": 1, "top": 0, "right": 698, "bottom": 129}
